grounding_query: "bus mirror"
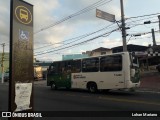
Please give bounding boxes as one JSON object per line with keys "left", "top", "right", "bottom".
{"left": 131, "top": 68, "right": 135, "bottom": 77}
{"left": 132, "top": 52, "right": 135, "bottom": 57}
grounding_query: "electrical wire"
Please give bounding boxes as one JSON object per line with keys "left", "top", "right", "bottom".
{"left": 34, "top": 26, "right": 118, "bottom": 54}
{"left": 34, "top": 18, "right": 159, "bottom": 56}
{"left": 126, "top": 13, "right": 160, "bottom": 20}
{"left": 34, "top": 29, "right": 118, "bottom": 56}
{"left": 34, "top": 12, "right": 160, "bottom": 51}
{"left": 34, "top": 23, "right": 116, "bottom": 50}
{"left": 34, "top": 0, "right": 113, "bottom": 34}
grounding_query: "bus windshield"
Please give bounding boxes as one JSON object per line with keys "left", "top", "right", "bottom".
{"left": 130, "top": 53, "right": 139, "bottom": 68}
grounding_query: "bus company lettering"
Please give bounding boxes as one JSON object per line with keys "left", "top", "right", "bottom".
{"left": 73, "top": 75, "right": 86, "bottom": 79}
{"left": 114, "top": 74, "right": 122, "bottom": 76}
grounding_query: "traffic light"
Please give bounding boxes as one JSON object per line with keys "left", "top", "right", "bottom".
{"left": 144, "top": 21, "right": 151, "bottom": 24}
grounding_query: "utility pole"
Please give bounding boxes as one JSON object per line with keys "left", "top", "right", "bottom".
{"left": 158, "top": 15, "right": 160, "bottom": 32}
{"left": 120, "top": 0, "right": 127, "bottom": 52}
{"left": 151, "top": 29, "right": 157, "bottom": 46}
{"left": 1, "top": 43, "right": 5, "bottom": 84}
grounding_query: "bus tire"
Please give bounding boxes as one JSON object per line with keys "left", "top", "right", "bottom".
{"left": 129, "top": 88, "right": 135, "bottom": 92}
{"left": 51, "top": 82, "right": 57, "bottom": 90}
{"left": 88, "top": 83, "right": 97, "bottom": 93}
{"left": 104, "top": 89, "right": 110, "bottom": 93}
{"left": 66, "top": 87, "right": 70, "bottom": 90}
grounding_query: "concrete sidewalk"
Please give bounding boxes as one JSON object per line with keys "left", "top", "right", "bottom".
{"left": 138, "top": 70, "right": 160, "bottom": 92}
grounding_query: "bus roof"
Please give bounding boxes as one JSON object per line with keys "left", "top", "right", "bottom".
{"left": 52, "top": 52, "right": 129, "bottom": 63}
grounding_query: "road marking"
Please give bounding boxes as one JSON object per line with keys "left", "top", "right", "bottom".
{"left": 99, "top": 96, "right": 160, "bottom": 106}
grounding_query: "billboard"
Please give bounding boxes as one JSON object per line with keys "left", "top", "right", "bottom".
{"left": 9, "top": 0, "right": 34, "bottom": 113}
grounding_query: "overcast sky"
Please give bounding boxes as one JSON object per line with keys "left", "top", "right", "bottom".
{"left": 0, "top": 0, "right": 160, "bottom": 61}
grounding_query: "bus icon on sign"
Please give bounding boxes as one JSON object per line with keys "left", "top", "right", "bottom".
{"left": 20, "top": 9, "right": 28, "bottom": 21}
{"left": 15, "top": 6, "right": 32, "bottom": 25}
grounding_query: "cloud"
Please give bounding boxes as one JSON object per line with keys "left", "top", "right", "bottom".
{"left": 25, "top": 0, "right": 59, "bottom": 31}
{"left": 0, "top": 0, "right": 10, "bottom": 42}
{"left": 22, "top": 0, "right": 76, "bottom": 53}
{"left": 34, "top": 24, "right": 74, "bottom": 51}
{"left": 102, "top": 38, "right": 122, "bottom": 48}
{"left": 53, "top": 0, "right": 121, "bottom": 26}
{"left": 0, "top": 0, "right": 131, "bottom": 61}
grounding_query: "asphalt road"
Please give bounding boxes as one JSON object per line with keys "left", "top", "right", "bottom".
{"left": 34, "top": 86, "right": 160, "bottom": 111}
{"left": 0, "top": 82, "right": 160, "bottom": 120}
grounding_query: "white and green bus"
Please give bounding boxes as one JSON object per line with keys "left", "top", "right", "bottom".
{"left": 47, "top": 52, "right": 140, "bottom": 92}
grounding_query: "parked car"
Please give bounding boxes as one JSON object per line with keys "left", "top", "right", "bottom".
{"left": 34, "top": 66, "right": 43, "bottom": 80}
{"left": 156, "top": 64, "right": 160, "bottom": 72}
{"left": 4, "top": 71, "right": 9, "bottom": 82}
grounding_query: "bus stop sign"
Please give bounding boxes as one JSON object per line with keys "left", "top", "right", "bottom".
{"left": 9, "top": 0, "right": 34, "bottom": 115}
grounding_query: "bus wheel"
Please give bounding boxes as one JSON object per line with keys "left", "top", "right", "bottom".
{"left": 104, "top": 89, "right": 110, "bottom": 93}
{"left": 88, "top": 83, "right": 97, "bottom": 93}
{"left": 51, "top": 83, "right": 57, "bottom": 90}
{"left": 129, "top": 88, "right": 135, "bottom": 92}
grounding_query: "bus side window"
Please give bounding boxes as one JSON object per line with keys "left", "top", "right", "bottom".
{"left": 59, "top": 62, "right": 65, "bottom": 73}
{"left": 66, "top": 61, "right": 72, "bottom": 73}
{"left": 48, "top": 64, "right": 55, "bottom": 74}
{"left": 100, "top": 55, "right": 122, "bottom": 72}
{"left": 53, "top": 62, "right": 61, "bottom": 74}
{"left": 82, "top": 58, "right": 99, "bottom": 72}
{"left": 52, "top": 66, "right": 56, "bottom": 72}
{"left": 72, "top": 60, "right": 81, "bottom": 73}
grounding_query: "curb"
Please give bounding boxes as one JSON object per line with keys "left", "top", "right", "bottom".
{"left": 136, "top": 90, "right": 160, "bottom": 94}
{"left": 136, "top": 88, "right": 160, "bottom": 94}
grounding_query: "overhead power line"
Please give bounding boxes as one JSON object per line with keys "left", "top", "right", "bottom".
{"left": 34, "top": 0, "right": 113, "bottom": 34}
{"left": 128, "top": 30, "right": 159, "bottom": 37}
{"left": 126, "top": 21, "right": 159, "bottom": 29}
{"left": 34, "top": 12, "right": 160, "bottom": 48}
{"left": 34, "top": 29, "right": 118, "bottom": 56}
{"left": 126, "top": 13, "right": 160, "bottom": 20}
{"left": 125, "top": 16, "right": 158, "bottom": 25}
{"left": 35, "top": 27, "right": 119, "bottom": 55}
{"left": 34, "top": 23, "right": 116, "bottom": 50}
{"left": 35, "top": 14, "right": 160, "bottom": 55}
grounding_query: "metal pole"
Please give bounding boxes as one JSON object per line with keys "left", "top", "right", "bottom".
{"left": 151, "top": 29, "right": 156, "bottom": 46}
{"left": 1, "top": 43, "right": 5, "bottom": 83}
{"left": 120, "top": 0, "right": 127, "bottom": 52}
{"left": 158, "top": 15, "right": 160, "bottom": 32}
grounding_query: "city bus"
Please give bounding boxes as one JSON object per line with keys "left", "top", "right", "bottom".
{"left": 47, "top": 52, "right": 140, "bottom": 92}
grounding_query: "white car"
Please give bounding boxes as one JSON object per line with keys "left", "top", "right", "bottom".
{"left": 4, "top": 71, "right": 9, "bottom": 82}
{"left": 156, "top": 64, "right": 160, "bottom": 72}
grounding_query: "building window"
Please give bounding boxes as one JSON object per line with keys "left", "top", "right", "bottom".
{"left": 101, "top": 52, "right": 106, "bottom": 55}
